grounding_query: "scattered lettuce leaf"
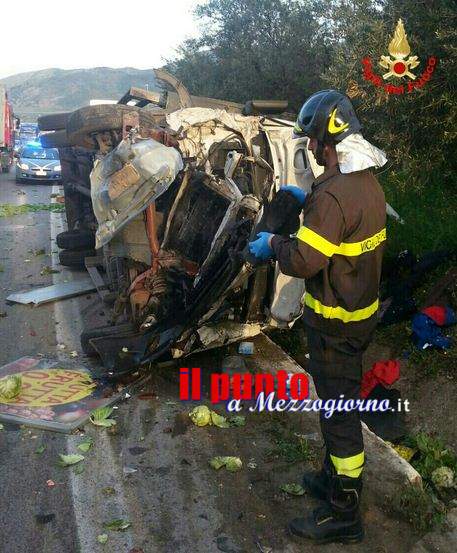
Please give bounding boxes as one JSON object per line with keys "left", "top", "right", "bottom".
{"left": 77, "top": 438, "right": 93, "bottom": 452}
{"left": 103, "top": 519, "right": 131, "bottom": 531}
{"left": 58, "top": 453, "right": 84, "bottom": 467}
{"left": 90, "top": 406, "right": 116, "bottom": 428}
{"left": 0, "top": 374, "right": 22, "bottom": 400}
{"left": 281, "top": 483, "right": 306, "bottom": 496}
{"left": 210, "top": 411, "right": 230, "bottom": 428}
{"left": 209, "top": 456, "right": 242, "bottom": 472}
{"left": 189, "top": 405, "right": 211, "bottom": 427}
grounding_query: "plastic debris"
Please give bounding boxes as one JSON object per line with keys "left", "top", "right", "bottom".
{"left": 281, "top": 483, "right": 306, "bottom": 496}
{"left": 431, "top": 466, "right": 455, "bottom": 489}
{"left": 238, "top": 341, "right": 254, "bottom": 355}
{"left": 0, "top": 374, "right": 22, "bottom": 400}
{"left": 209, "top": 456, "right": 243, "bottom": 472}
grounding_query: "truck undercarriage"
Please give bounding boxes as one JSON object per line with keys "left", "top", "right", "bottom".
{"left": 38, "top": 70, "right": 314, "bottom": 377}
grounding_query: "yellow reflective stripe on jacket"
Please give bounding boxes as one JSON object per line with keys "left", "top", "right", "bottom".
{"left": 297, "top": 226, "right": 386, "bottom": 258}
{"left": 297, "top": 227, "right": 338, "bottom": 257}
{"left": 337, "top": 228, "right": 386, "bottom": 256}
{"left": 330, "top": 452, "right": 365, "bottom": 478}
{"left": 304, "top": 293, "right": 379, "bottom": 323}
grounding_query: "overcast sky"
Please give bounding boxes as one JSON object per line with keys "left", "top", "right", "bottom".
{"left": 0, "top": 0, "right": 199, "bottom": 79}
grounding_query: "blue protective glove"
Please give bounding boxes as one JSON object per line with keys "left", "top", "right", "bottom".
{"left": 280, "top": 185, "right": 307, "bottom": 206}
{"left": 249, "top": 232, "right": 274, "bottom": 260}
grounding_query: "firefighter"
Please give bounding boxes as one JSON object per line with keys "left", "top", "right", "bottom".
{"left": 249, "top": 90, "right": 386, "bottom": 544}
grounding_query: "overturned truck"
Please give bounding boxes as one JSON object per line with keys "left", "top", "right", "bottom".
{"left": 38, "top": 70, "right": 320, "bottom": 377}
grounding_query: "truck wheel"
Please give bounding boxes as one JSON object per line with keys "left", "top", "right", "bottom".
{"left": 56, "top": 230, "right": 95, "bottom": 250}
{"left": 59, "top": 248, "right": 96, "bottom": 268}
{"left": 38, "top": 112, "right": 70, "bottom": 131}
{"left": 66, "top": 104, "right": 163, "bottom": 149}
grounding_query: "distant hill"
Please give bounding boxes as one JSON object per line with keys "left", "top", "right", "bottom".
{"left": 0, "top": 67, "right": 161, "bottom": 121}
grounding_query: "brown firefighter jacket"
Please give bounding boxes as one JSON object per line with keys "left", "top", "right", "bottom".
{"left": 271, "top": 165, "right": 386, "bottom": 338}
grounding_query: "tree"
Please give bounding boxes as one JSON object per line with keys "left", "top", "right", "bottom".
{"left": 166, "top": 0, "right": 329, "bottom": 109}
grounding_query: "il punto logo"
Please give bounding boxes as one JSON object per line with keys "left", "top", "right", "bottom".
{"left": 362, "top": 19, "right": 437, "bottom": 95}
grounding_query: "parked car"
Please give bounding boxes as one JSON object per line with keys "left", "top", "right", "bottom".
{"left": 15, "top": 143, "right": 62, "bottom": 184}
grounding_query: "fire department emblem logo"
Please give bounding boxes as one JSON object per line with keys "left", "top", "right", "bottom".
{"left": 379, "top": 19, "right": 420, "bottom": 80}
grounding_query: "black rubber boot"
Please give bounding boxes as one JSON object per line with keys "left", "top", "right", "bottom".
{"left": 289, "top": 474, "right": 364, "bottom": 544}
{"left": 302, "top": 453, "right": 331, "bottom": 500}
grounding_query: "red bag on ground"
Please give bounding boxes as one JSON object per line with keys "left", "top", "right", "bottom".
{"left": 360, "top": 360, "right": 400, "bottom": 399}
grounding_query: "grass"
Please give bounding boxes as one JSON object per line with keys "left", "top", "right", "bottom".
{"left": 264, "top": 414, "right": 311, "bottom": 463}
{"left": 392, "top": 484, "right": 446, "bottom": 533}
{"left": 382, "top": 172, "right": 457, "bottom": 257}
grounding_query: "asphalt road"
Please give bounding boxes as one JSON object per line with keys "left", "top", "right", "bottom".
{"left": 0, "top": 169, "right": 235, "bottom": 553}
{"left": 0, "top": 168, "right": 421, "bottom": 553}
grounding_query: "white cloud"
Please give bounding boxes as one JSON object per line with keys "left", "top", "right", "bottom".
{"left": 0, "top": 0, "right": 199, "bottom": 78}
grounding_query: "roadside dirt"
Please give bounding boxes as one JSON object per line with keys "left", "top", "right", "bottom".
{"left": 138, "top": 345, "right": 422, "bottom": 553}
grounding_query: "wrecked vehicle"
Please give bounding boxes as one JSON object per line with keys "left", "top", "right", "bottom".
{"left": 36, "top": 71, "right": 323, "bottom": 376}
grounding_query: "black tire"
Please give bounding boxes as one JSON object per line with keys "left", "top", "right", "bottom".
{"left": 59, "top": 248, "right": 96, "bottom": 268}
{"left": 37, "top": 112, "right": 70, "bottom": 131}
{"left": 81, "top": 323, "right": 134, "bottom": 356}
{"left": 56, "top": 230, "right": 95, "bottom": 250}
{"left": 66, "top": 104, "right": 163, "bottom": 149}
{"left": 39, "top": 130, "right": 71, "bottom": 149}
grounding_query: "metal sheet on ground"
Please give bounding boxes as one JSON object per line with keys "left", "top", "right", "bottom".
{"left": 6, "top": 278, "right": 96, "bottom": 305}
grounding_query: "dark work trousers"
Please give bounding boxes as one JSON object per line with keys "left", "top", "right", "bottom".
{"left": 306, "top": 325, "right": 374, "bottom": 472}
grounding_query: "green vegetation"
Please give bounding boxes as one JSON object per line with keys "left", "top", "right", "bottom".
{"left": 265, "top": 416, "right": 311, "bottom": 463}
{"left": 384, "top": 174, "right": 457, "bottom": 256}
{"left": 168, "top": 0, "right": 456, "bottom": 253}
{"left": 392, "top": 484, "right": 446, "bottom": 533}
{"left": 404, "top": 432, "right": 457, "bottom": 483}
{"left": 393, "top": 432, "right": 457, "bottom": 532}
{"left": 0, "top": 203, "right": 65, "bottom": 217}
